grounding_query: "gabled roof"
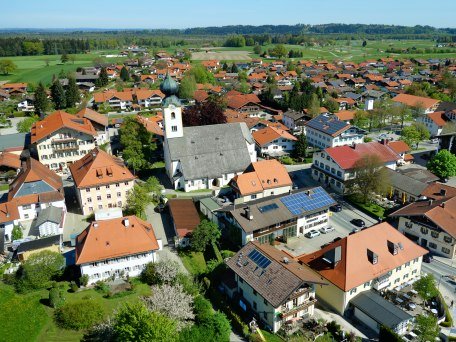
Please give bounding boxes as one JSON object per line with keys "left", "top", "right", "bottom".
{"left": 426, "top": 111, "right": 447, "bottom": 126}
{"left": 34, "top": 205, "right": 63, "bottom": 228}
{"left": 226, "top": 241, "right": 327, "bottom": 308}
{"left": 231, "top": 160, "right": 292, "bottom": 196}
{"left": 168, "top": 199, "right": 201, "bottom": 238}
{"left": 31, "top": 111, "right": 97, "bottom": 144}
{"left": 69, "top": 148, "right": 135, "bottom": 188}
{"left": 392, "top": 93, "right": 440, "bottom": 109}
{"left": 75, "top": 215, "right": 159, "bottom": 264}
{"left": 335, "top": 110, "right": 356, "bottom": 121}
{"left": 0, "top": 201, "right": 20, "bottom": 224}
{"left": 252, "top": 126, "right": 297, "bottom": 146}
{"left": 226, "top": 93, "right": 261, "bottom": 109}
{"left": 0, "top": 152, "right": 21, "bottom": 169}
{"left": 8, "top": 158, "right": 63, "bottom": 201}
{"left": 299, "top": 222, "right": 427, "bottom": 291}
{"left": 386, "top": 140, "right": 410, "bottom": 154}
{"left": 325, "top": 142, "right": 400, "bottom": 170}
{"left": 76, "top": 108, "right": 108, "bottom": 127}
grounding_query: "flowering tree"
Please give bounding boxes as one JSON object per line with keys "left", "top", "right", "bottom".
{"left": 143, "top": 283, "right": 194, "bottom": 331}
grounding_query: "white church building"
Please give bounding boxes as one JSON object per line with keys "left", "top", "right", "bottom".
{"left": 161, "top": 74, "right": 257, "bottom": 192}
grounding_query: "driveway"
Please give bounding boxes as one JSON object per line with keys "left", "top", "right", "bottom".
{"left": 144, "top": 203, "right": 176, "bottom": 246}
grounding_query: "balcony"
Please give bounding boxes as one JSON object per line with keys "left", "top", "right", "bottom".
{"left": 373, "top": 271, "right": 392, "bottom": 291}
{"left": 52, "top": 144, "right": 79, "bottom": 153}
{"left": 253, "top": 221, "right": 296, "bottom": 238}
{"left": 280, "top": 298, "right": 317, "bottom": 319}
{"left": 52, "top": 137, "right": 77, "bottom": 143}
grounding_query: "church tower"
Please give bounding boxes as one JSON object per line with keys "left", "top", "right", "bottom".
{"left": 160, "top": 72, "right": 183, "bottom": 139}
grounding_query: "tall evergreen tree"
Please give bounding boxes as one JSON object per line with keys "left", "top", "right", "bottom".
{"left": 61, "top": 53, "right": 69, "bottom": 64}
{"left": 120, "top": 66, "right": 130, "bottom": 81}
{"left": 65, "top": 77, "right": 80, "bottom": 108}
{"left": 99, "top": 67, "right": 109, "bottom": 87}
{"left": 50, "top": 80, "right": 66, "bottom": 109}
{"left": 34, "top": 82, "right": 49, "bottom": 115}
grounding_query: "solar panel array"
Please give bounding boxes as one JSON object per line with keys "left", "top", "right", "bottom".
{"left": 280, "top": 187, "right": 335, "bottom": 216}
{"left": 258, "top": 203, "right": 279, "bottom": 213}
{"left": 306, "top": 114, "right": 348, "bottom": 135}
{"left": 248, "top": 249, "right": 272, "bottom": 269}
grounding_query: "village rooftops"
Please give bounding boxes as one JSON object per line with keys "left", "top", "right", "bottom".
{"left": 305, "top": 114, "right": 352, "bottom": 137}
{"left": 299, "top": 222, "right": 427, "bottom": 291}
{"left": 392, "top": 93, "right": 440, "bottom": 110}
{"left": 252, "top": 126, "right": 297, "bottom": 146}
{"left": 226, "top": 241, "right": 327, "bottom": 308}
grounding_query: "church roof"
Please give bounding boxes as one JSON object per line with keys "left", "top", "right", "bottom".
{"left": 167, "top": 122, "right": 253, "bottom": 181}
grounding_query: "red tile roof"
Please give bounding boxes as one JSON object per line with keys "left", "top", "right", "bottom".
{"left": 427, "top": 111, "right": 447, "bottom": 126}
{"left": 168, "top": 199, "right": 200, "bottom": 238}
{"left": 392, "top": 93, "right": 440, "bottom": 110}
{"left": 252, "top": 126, "right": 297, "bottom": 146}
{"left": 226, "top": 94, "right": 261, "bottom": 110}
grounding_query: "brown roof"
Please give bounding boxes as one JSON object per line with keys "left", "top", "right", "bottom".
{"left": 231, "top": 160, "right": 292, "bottom": 196}
{"left": 0, "top": 201, "right": 20, "bottom": 224}
{"left": 0, "top": 152, "right": 21, "bottom": 169}
{"left": 69, "top": 148, "right": 135, "bottom": 188}
{"left": 252, "top": 126, "right": 297, "bottom": 146}
{"left": 386, "top": 140, "right": 411, "bottom": 154}
{"left": 427, "top": 111, "right": 447, "bottom": 126}
{"left": 76, "top": 108, "right": 108, "bottom": 127}
{"left": 299, "top": 222, "right": 427, "bottom": 291}
{"left": 392, "top": 93, "right": 440, "bottom": 109}
{"left": 335, "top": 110, "right": 356, "bottom": 121}
{"left": 93, "top": 91, "right": 133, "bottom": 103}
{"left": 226, "top": 241, "right": 327, "bottom": 307}
{"left": 75, "top": 215, "right": 159, "bottom": 264}
{"left": 226, "top": 94, "right": 261, "bottom": 109}
{"left": 168, "top": 199, "right": 201, "bottom": 238}
{"left": 8, "top": 157, "right": 63, "bottom": 202}
{"left": 31, "top": 110, "right": 97, "bottom": 144}
{"left": 420, "top": 183, "right": 456, "bottom": 201}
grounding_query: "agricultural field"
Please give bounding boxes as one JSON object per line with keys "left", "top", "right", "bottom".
{"left": 0, "top": 52, "right": 125, "bottom": 85}
{"left": 191, "top": 48, "right": 252, "bottom": 61}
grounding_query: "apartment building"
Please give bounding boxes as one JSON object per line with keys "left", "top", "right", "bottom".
{"left": 225, "top": 241, "right": 327, "bottom": 332}
{"left": 69, "top": 148, "right": 135, "bottom": 215}
{"left": 30, "top": 111, "right": 98, "bottom": 173}
{"left": 311, "top": 141, "right": 400, "bottom": 193}
{"left": 76, "top": 215, "right": 162, "bottom": 284}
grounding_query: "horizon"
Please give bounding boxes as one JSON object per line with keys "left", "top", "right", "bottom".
{"left": 1, "top": 0, "right": 455, "bottom": 29}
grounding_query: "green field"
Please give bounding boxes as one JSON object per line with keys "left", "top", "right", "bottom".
{"left": 0, "top": 52, "right": 126, "bottom": 85}
{"left": 0, "top": 281, "right": 151, "bottom": 342}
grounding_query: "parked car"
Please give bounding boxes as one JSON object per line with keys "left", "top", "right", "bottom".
{"left": 330, "top": 204, "right": 342, "bottom": 212}
{"left": 319, "top": 226, "right": 335, "bottom": 234}
{"left": 305, "top": 230, "right": 321, "bottom": 239}
{"left": 154, "top": 203, "right": 166, "bottom": 213}
{"left": 430, "top": 138, "right": 439, "bottom": 144}
{"left": 351, "top": 219, "right": 365, "bottom": 227}
{"left": 423, "top": 253, "right": 433, "bottom": 263}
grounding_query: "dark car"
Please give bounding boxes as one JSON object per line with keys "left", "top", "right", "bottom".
{"left": 351, "top": 219, "right": 365, "bottom": 227}
{"left": 330, "top": 204, "right": 342, "bottom": 212}
{"left": 423, "top": 253, "right": 433, "bottom": 263}
{"left": 154, "top": 203, "right": 166, "bottom": 213}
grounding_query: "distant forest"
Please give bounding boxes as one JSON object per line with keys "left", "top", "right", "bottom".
{"left": 0, "top": 23, "right": 455, "bottom": 57}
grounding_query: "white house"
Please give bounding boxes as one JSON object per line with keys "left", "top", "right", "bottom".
{"left": 252, "top": 126, "right": 297, "bottom": 158}
{"left": 417, "top": 111, "right": 448, "bottom": 137}
{"left": 75, "top": 215, "right": 162, "bottom": 285}
{"left": 305, "top": 114, "right": 365, "bottom": 149}
{"left": 17, "top": 97, "right": 35, "bottom": 112}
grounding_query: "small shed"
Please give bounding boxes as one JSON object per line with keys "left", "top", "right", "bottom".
{"left": 168, "top": 199, "right": 201, "bottom": 247}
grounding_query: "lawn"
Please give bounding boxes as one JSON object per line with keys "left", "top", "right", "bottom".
{"left": 0, "top": 52, "right": 126, "bottom": 85}
{"left": 179, "top": 251, "right": 207, "bottom": 275}
{"left": 0, "top": 281, "right": 151, "bottom": 342}
{"left": 346, "top": 195, "right": 386, "bottom": 219}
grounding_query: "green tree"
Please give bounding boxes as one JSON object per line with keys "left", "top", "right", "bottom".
{"left": 98, "top": 67, "right": 109, "bottom": 87}
{"left": 120, "top": 67, "right": 130, "bottom": 82}
{"left": 61, "top": 53, "right": 69, "bottom": 64}
{"left": 353, "top": 110, "right": 369, "bottom": 128}
{"left": 393, "top": 103, "right": 411, "bottom": 129}
{"left": 191, "top": 220, "right": 221, "bottom": 252}
{"left": 48, "top": 286, "right": 65, "bottom": 308}
{"left": 189, "top": 64, "right": 215, "bottom": 84}
{"left": 16, "top": 116, "right": 39, "bottom": 133}
{"left": 16, "top": 250, "right": 65, "bottom": 291}
{"left": 0, "top": 59, "right": 17, "bottom": 75}
{"left": 113, "top": 303, "right": 177, "bottom": 342}
{"left": 412, "top": 122, "right": 430, "bottom": 146}
{"left": 346, "top": 154, "right": 390, "bottom": 203}
{"left": 293, "top": 133, "right": 308, "bottom": 160}
{"left": 65, "top": 76, "right": 80, "bottom": 108}
{"left": 55, "top": 300, "right": 104, "bottom": 330}
{"left": 413, "top": 274, "right": 438, "bottom": 301}
{"left": 34, "top": 82, "right": 49, "bottom": 115}
{"left": 178, "top": 74, "right": 197, "bottom": 99}
{"left": 427, "top": 149, "right": 456, "bottom": 179}
{"left": 253, "top": 45, "right": 262, "bottom": 55}
{"left": 125, "top": 184, "right": 153, "bottom": 218}
{"left": 144, "top": 176, "right": 163, "bottom": 201}
{"left": 271, "top": 44, "right": 288, "bottom": 58}
{"left": 415, "top": 314, "right": 439, "bottom": 342}
{"left": 50, "top": 80, "right": 66, "bottom": 109}
{"left": 307, "top": 93, "right": 321, "bottom": 118}
{"left": 324, "top": 95, "right": 339, "bottom": 113}
{"left": 400, "top": 125, "right": 421, "bottom": 149}
{"left": 238, "top": 81, "right": 250, "bottom": 94}
{"left": 379, "top": 326, "right": 402, "bottom": 342}
{"left": 11, "top": 226, "right": 22, "bottom": 241}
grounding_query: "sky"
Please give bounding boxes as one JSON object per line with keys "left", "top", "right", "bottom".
{"left": 1, "top": 0, "right": 455, "bottom": 29}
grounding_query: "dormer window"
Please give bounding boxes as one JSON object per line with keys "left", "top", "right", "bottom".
{"left": 171, "top": 112, "right": 176, "bottom": 119}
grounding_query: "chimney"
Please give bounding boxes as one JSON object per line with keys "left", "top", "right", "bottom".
{"left": 283, "top": 257, "right": 289, "bottom": 264}
{"left": 123, "top": 218, "right": 130, "bottom": 227}
{"left": 440, "top": 189, "right": 447, "bottom": 197}
{"left": 428, "top": 199, "right": 433, "bottom": 206}
{"left": 244, "top": 207, "right": 253, "bottom": 221}
{"left": 93, "top": 222, "right": 99, "bottom": 228}
{"left": 442, "top": 202, "right": 446, "bottom": 208}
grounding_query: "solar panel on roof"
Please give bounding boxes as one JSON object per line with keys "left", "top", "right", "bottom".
{"left": 248, "top": 249, "right": 271, "bottom": 269}
{"left": 258, "top": 203, "right": 279, "bottom": 213}
{"left": 280, "top": 187, "right": 335, "bottom": 215}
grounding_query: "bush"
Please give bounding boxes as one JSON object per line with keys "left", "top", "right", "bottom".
{"left": 95, "top": 281, "right": 109, "bottom": 294}
{"left": 79, "top": 274, "right": 89, "bottom": 287}
{"left": 193, "top": 295, "right": 213, "bottom": 324}
{"left": 221, "top": 250, "right": 235, "bottom": 259}
{"left": 364, "top": 137, "right": 373, "bottom": 142}
{"left": 70, "top": 281, "right": 79, "bottom": 293}
{"left": 280, "top": 156, "right": 294, "bottom": 165}
{"left": 48, "top": 286, "right": 65, "bottom": 308}
{"left": 55, "top": 300, "right": 104, "bottom": 330}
